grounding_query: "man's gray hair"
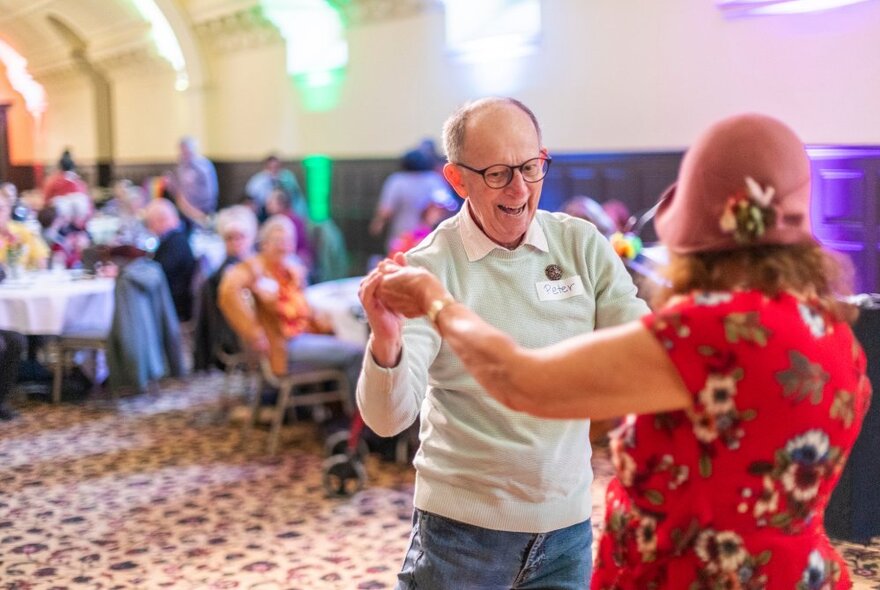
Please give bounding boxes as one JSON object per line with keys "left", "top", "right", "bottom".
{"left": 442, "top": 97, "right": 542, "bottom": 164}
{"left": 216, "top": 205, "right": 258, "bottom": 243}
{"left": 179, "top": 135, "right": 199, "bottom": 152}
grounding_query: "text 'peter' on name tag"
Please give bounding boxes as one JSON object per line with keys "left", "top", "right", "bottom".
{"left": 535, "top": 276, "right": 586, "bottom": 301}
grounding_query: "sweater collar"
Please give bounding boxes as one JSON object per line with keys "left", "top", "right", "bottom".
{"left": 458, "top": 201, "right": 549, "bottom": 262}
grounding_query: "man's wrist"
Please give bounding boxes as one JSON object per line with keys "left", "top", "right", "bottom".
{"left": 369, "top": 334, "right": 402, "bottom": 369}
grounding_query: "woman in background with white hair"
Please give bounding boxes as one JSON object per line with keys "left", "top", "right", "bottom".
{"left": 217, "top": 214, "right": 363, "bottom": 404}
{"left": 193, "top": 205, "right": 259, "bottom": 371}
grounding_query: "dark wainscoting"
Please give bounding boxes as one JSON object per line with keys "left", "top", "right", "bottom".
{"left": 541, "top": 152, "right": 683, "bottom": 243}
{"left": 0, "top": 104, "right": 10, "bottom": 183}
{"left": 7, "top": 148, "right": 880, "bottom": 291}
{"left": 808, "top": 147, "right": 880, "bottom": 295}
{"left": 7, "top": 164, "right": 36, "bottom": 192}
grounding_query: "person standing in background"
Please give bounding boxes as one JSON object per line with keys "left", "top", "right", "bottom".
{"left": 369, "top": 148, "right": 452, "bottom": 253}
{"left": 169, "top": 136, "right": 218, "bottom": 224}
{"left": 245, "top": 154, "right": 308, "bottom": 220}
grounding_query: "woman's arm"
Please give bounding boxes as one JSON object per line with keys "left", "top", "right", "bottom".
{"left": 378, "top": 264, "right": 691, "bottom": 421}
{"left": 217, "top": 261, "right": 268, "bottom": 353}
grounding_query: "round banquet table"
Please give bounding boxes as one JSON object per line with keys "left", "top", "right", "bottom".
{"left": 305, "top": 276, "right": 366, "bottom": 346}
{"left": 0, "top": 270, "right": 115, "bottom": 335}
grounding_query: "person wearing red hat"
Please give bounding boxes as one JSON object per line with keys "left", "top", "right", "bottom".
{"left": 374, "top": 113, "right": 871, "bottom": 589}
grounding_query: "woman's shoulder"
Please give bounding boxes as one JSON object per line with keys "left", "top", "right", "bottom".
{"left": 224, "top": 255, "right": 261, "bottom": 284}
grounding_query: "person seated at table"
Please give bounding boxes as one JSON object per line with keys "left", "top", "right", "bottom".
{"left": 218, "top": 215, "right": 363, "bottom": 402}
{"left": 374, "top": 113, "right": 872, "bottom": 590}
{"left": 0, "top": 191, "right": 49, "bottom": 270}
{"left": 193, "top": 205, "right": 258, "bottom": 371}
{"left": 264, "top": 187, "right": 313, "bottom": 274}
{"left": 103, "top": 179, "right": 151, "bottom": 250}
{"left": 0, "top": 330, "right": 24, "bottom": 421}
{"left": 145, "top": 199, "right": 196, "bottom": 322}
{"left": 1, "top": 182, "right": 30, "bottom": 222}
{"left": 0, "top": 182, "right": 15, "bottom": 205}
{"left": 42, "top": 193, "right": 93, "bottom": 269}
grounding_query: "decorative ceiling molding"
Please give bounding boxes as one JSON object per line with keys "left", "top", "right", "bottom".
{"left": 193, "top": 7, "right": 284, "bottom": 54}
{"left": 34, "top": 42, "right": 173, "bottom": 85}
{"left": 86, "top": 19, "right": 156, "bottom": 64}
{"left": 94, "top": 45, "right": 174, "bottom": 76}
{"left": 187, "top": 0, "right": 261, "bottom": 25}
{"left": 0, "top": 0, "right": 57, "bottom": 26}
{"left": 329, "top": 0, "right": 444, "bottom": 26}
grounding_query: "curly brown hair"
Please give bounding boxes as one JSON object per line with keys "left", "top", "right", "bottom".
{"left": 654, "top": 242, "right": 858, "bottom": 323}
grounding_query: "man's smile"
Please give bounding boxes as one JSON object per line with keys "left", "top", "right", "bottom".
{"left": 498, "top": 203, "right": 527, "bottom": 215}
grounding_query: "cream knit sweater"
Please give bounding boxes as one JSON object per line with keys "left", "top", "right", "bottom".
{"left": 357, "top": 207, "right": 648, "bottom": 533}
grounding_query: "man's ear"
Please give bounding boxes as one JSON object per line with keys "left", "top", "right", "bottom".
{"left": 443, "top": 163, "right": 468, "bottom": 199}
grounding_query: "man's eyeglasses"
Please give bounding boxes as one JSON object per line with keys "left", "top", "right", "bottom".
{"left": 455, "top": 156, "right": 552, "bottom": 189}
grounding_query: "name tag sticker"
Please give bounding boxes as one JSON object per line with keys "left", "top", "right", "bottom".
{"left": 535, "top": 276, "right": 585, "bottom": 301}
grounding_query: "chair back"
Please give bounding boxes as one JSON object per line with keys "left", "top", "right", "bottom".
{"left": 106, "top": 257, "right": 185, "bottom": 392}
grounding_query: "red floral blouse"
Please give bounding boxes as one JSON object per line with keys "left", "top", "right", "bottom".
{"left": 264, "top": 263, "right": 311, "bottom": 340}
{"left": 593, "top": 290, "right": 872, "bottom": 590}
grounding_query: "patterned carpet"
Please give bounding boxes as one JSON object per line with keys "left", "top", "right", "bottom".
{"left": 1, "top": 373, "right": 877, "bottom": 589}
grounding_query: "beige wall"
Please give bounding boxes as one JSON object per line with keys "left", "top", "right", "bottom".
{"left": 39, "top": 76, "right": 96, "bottom": 168}
{"left": 209, "top": 43, "right": 302, "bottom": 160}
{"left": 111, "top": 67, "right": 199, "bottom": 162}
{"left": 4, "top": 0, "right": 880, "bottom": 168}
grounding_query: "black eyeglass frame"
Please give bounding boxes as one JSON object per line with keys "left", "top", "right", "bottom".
{"left": 454, "top": 156, "right": 552, "bottom": 189}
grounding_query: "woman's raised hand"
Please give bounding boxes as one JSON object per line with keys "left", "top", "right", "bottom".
{"left": 376, "top": 261, "right": 449, "bottom": 319}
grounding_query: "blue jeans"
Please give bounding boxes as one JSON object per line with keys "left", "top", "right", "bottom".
{"left": 396, "top": 509, "right": 592, "bottom": 590}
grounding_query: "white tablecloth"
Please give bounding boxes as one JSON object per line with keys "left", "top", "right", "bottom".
{"left": 305, "top": 276, "right": 366, "bottom": 346}
{"left": 0, "top": 271, "right": 115, "bottom": 335}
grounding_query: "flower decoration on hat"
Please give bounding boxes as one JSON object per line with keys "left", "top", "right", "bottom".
{"left": 719, "top": 176, "right": 778, "bottom": 244}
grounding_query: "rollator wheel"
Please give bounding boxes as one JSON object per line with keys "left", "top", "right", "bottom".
{"left": 324, "top": 430, "right": 350, "bottom": 456}
{"left": 322, "top": 454, "right": 366, "bottom": 497}
{"left": 323, "top": 430, "right": 369, "bottom": 459}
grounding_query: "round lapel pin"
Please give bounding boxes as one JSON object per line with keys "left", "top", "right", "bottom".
{"left": 545, "top": 264, "right": 562, "bottom": 281}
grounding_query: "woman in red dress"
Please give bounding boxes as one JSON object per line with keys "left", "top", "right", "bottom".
{"left": 373, "top": 113, "right": 871, "bottom": 589}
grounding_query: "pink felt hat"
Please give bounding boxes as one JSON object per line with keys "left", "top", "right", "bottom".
{"left": 655, "top": 113, "right": 814, "bottom": 254}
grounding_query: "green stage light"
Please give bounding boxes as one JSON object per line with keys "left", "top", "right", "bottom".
{"left": 302, "top": 154, "right": 333, "bottom": 222}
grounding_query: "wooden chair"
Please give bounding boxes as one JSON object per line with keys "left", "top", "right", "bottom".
{"left": 51, "top": 330, "right": 107, "bottom": 404}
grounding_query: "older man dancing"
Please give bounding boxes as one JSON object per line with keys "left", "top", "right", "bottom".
{"left": 357, "top": 97, "right": 648, "bottom": 589}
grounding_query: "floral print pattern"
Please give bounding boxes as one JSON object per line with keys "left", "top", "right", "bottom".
{"left": 692, "top": 528, "right": 770, "bottom": 589}
{"left": 798, "top": 549, "right": 842, "bottom": 590}
{"left": 592, "top": 290, "right": 872, "bottom": 589}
